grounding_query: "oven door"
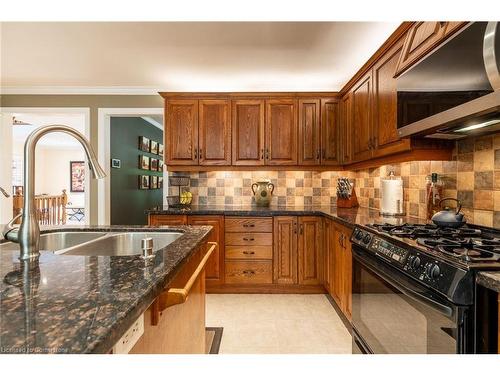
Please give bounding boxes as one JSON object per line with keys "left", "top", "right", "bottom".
{"left": 351, "top": 245, "right": 471, "bottom": 354}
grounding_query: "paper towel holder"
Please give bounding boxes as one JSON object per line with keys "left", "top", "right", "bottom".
{"left": 380, "top": 171, "right": 406, "bottom": 217}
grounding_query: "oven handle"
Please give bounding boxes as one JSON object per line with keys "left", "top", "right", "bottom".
{"left": 352, "top": 246, "right": 455, "bottom": 317}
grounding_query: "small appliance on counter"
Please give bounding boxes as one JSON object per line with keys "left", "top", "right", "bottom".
{"left": 336, "top": 177, "right": 358, "bottom": 208}
{"left": 380, "top": 171, "right": 404, "bottom": 216}
{"left": 251, "top": 179, "right": 274, "bottom": 207}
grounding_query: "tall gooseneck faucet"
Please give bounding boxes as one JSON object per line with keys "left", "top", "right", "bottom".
{"left": 2, "top": 125, "right": 106, "bottom": 261}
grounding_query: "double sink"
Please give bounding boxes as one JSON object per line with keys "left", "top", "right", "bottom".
{"left": 0, "top": 231, "right": 183, "bottom": 257}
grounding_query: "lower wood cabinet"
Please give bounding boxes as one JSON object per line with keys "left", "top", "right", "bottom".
{"left": 148, "top": 214, "right": 187, "bottom": 226}
{"left": 187, "top": 215, "right": 225, "bottom": 286}
{"left": 130, "top": 242, "right": 207, "bottom": 354}
{"left": 225, "top": 260, "right": 273, "bottom": 284}
{"left": 273, "top": 216, "right": 322, "bottom": 286}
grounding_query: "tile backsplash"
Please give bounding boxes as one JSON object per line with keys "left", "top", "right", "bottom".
{"left": 167, "top": 133, "right": 500, "bottom": 228}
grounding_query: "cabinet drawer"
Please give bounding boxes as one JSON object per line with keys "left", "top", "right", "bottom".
{"left": 225, "top": 245, "right": 273, "bottom": 260}
{"left": 225, "top": 217, "right": 273, "bottom": 232}
{"left": 225, "top": 260, "right": 273, "bottom": 284}
{"left": 225, "top": 232, "right": 273, "bottom": 246}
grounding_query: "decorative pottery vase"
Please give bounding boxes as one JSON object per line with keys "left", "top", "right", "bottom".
{"left": 251, "top": 180, "right": 275, "bottom": 207}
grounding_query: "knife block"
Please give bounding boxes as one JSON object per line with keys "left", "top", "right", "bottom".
{"left": 337, "top": 188, "right": 359, "bottom": 208}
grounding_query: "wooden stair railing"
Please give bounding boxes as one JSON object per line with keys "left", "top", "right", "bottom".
{"left": 13, "top": 189, "right": 68, "bottom": 225}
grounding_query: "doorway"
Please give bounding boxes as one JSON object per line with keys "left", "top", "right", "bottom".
{"left": 0, "top": 108, "right": 91, "bottom": 226}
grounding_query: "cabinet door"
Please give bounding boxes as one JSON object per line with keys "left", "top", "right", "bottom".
{"left": 265, "top": 99, "right": 298, "bottom": 165}
{"left": 331, "top": 225, "right": 343, "bottom": 307}
{"left": 298, "top": 99, "right": 321, "bottom": 165}
{"left": 273, "top": 216, "right": 298, "bottom": 284}
{"left": 343, "top": 236, "right": 353, "bottom": 321}
{"left": 188, "top": 215, "right": 224, "bottom": 284}
{"left": 340, "top": 93, "right": 352, "bottom": 164}
{"left": 395, "top": 22, "right": 446, "bottom": 76}
{"left": 148, "top": 215, "right": 187, "bottom": 226}
{"left": 351, "top": 72, "right": 373, "bottom": 162}
{"left": 165, "top": 100, "right": 199, "bottom": 165}
{"left": 298, "top": 216, "right": 322, "bottom": 286}
{"left": 231, "top": 100, "right": 265, "bottom": 166}
{"left": 323, "top": 219, "right": 331, "bottom": 292}
{"left": 372, "top": 38, "right": 411, "bottom": 158}
{"left": 321, "top": 98, "right": 340, "bottom": 165}
{"left": 199, "top": 100, "right": 231, "bottom": 166}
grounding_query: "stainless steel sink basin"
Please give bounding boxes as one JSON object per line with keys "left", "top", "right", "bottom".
{"left": 56, "top": 231, "right": 183, "bottom": 256}
{"left": 0, "top": 231, "right": 107, "bottom": 251}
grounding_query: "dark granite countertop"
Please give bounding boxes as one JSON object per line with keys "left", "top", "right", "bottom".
{"left": 476, "top": 272, "right": 500, "bottom": 293}
{"left": 0, "top": 225, "right": 212, "bottom": 354}
{"left": 146, "top": 204, "right": 427, "bottom": 228}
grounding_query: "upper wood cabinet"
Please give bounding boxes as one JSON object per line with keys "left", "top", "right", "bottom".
{"left": 395, "top": 21, "right": 467, "bottom": 76}
{"left": 165, "top": 100, "right": 199, "bottom": 165}
{"left": 351, "top": 71, "right": 373, "bottom": 162}
{"left": 298, "top": 99, "right": 321, "bottom": 165}
{"left": 321, "top": 99, "right": 340, "bottom": 165}
{"left": 372, "top": 38, "right": 411, "bottom": 158}
{"left": 297, "top": 216, "right": 322, "bottom": 286}
{"left": 265, "top": 99, "right": 298, "bottom": 166}
{"left": 199, "top": 100, "right": 231, "bottom": 166}
{"left": 340, "top": 93, "right": 352, "bottom": 164}
{"left": 231, "top": 99, "right": 265, "bottom": 166}
{"left": 273, "top": 216, "right": 298, "bottom": 284}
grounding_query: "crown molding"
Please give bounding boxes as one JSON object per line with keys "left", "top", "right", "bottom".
{"left": 0, "top": 86, "right": 163, "bottom": 95}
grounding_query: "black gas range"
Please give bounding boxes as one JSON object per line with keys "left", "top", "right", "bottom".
{"left": 350, "top": 222, "right": 500, "bottom": 354}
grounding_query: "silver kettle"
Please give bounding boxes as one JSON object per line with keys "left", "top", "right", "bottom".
{"left": 431, "top": 198, "right": 466, "bottom": 228}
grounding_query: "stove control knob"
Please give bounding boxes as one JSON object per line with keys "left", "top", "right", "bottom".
{"left": 362, "top": 233, "right": 372, "bottom": 244}
{"left": 355, "top": 230, "right": 364, "bottom": 241}
{"left": 408, "top": 256, "right": 421, "bottom": 269}
{"left": 426, "top": 264, "right": 441, "bottom": 280}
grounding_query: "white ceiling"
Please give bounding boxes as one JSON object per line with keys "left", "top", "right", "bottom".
{"left": 12, "top": 113, "right": 86, "bottom": 149}
{"left": 0, "top": 22, "right": 400, "bottom": 93}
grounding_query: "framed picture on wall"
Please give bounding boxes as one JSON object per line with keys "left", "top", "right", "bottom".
{"left": 70, "top": 161, "right": 85, "bottom": 192}
{"left": 139, "top": 136, "right": 150, "bottom": 152}
{"left": 150, "top": 140, "right": 159, "bottom": 155}
{"left": 139, "top": 175, "right": 150, "bottom": 190}
{"left": 139, "top": 155, "right": 150, "bottom": 170}
{"left": 150, "top": 158, "right": 159, "bottom": 171}
{"left": 158, "top": 176, "right": 163, "bottom": 189}
{"left": 150, "top": 175, "right": 158, "bottom": 189}
{"left": 158, "top": 144, "right": 164, "bottom": 157}
{"left": 158, "top": 159, "right": 164, "bottom": 171}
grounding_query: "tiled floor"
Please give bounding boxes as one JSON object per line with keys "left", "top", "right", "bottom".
{"left": 205, "top": 294, "right": 352, "bottom": 354}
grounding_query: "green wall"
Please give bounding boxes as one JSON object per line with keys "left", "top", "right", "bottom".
{"left": 110, "top": 117, "right": 163, "bottom": 225}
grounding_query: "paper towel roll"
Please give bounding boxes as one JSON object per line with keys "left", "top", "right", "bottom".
{"left": 381, "top": 178, "right": 404, "bottom": 215}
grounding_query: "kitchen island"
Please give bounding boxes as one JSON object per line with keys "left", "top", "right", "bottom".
{"left": 0, "top": 225, "right": 212, "bottom": 354}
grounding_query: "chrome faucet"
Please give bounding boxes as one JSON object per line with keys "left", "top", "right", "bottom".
{"left": 2, "top": 125, "right": 106, "bottom": 261}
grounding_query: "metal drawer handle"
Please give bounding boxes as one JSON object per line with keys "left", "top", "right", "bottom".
{"left": 243, "top": 223, "right": 255, "bottom": 228}
{"left": 159, "top": 241, "right": 217, "bottom": 309}
{"left": 242, "top": 270, "right": 256, "bottom": 275}
{"left": 243, "top": 251, "right": 255, "bottom": 255}
{"left": 243, "top": 237, "right": 255, "bottom": 241}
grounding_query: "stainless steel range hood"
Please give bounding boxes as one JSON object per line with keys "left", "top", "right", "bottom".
{"left": 397, "top": 22, "right": 500, "bottom": 139}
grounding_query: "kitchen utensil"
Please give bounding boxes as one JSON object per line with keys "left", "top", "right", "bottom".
{"left": 431, "top": 198, "right": 466, "bottom": 228}
{"left": 251, "top": 180, "right": 275, "bottom": 207}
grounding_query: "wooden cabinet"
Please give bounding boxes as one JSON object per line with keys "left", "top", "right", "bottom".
{"left": 165, "top": 100, "right": 198, "bottom": 165}
{"left": 298, "top": 99, "right": 321, "bottom": 165}
{"left": 340, "top": 93, "right": 352, "bottom": 164}
{"left": 231, "top": 99, "right": 265, "bottom": 166}
{"left": 330, "top": 222, "right": 353, "bottom": 320}
{"left": 273, "top": 216, "right": 298, "bottom": 284}
{"left": 323, "top": 218, "right": 334, "bottom": 293}
{"left": 148, "top": 214, "right": 187, "bottom": 226}
{"left": 273, "top": 216, "right": 322, "bottom": 286}
{"left": 395, "top": 21, "right": 467, "bottom": 76}
{"left": 321, "top": 99, "right": 340, "bottom": 165}
{"left": 298, "top": 216, "right": 322, "bottom": 285}
{"left": 351, "top": 71, "right": 373, "bottom": 162}
{"left": 198, "top": 100, "right": 231, "bottom": 166}
{"left": 130, "top": 242, "right": 207, "bottom": 354}
{"left": 166, "top": 99, "right": 231, "bottom": 166}
{"left": 188, "top": 215, "right": 224, "bottom": 285}
{"left": 372, "top": 38, "right": 410, "bottom": 158}
{"left": 265, "top": 99, "right": 298, "bottom": 165}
